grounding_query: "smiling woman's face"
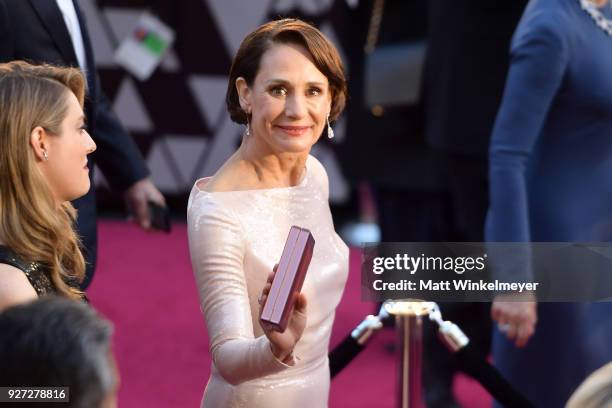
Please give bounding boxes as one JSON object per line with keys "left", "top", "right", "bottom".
{"left": 237, "top": 42, "right": 332, "bottom": 155}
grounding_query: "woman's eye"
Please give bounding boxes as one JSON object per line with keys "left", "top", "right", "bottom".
{"left": 271, "top": 86, "right": 287, "bottom": 96}
{"left": 308, "top": 87, "right": 322, "bottom": 96}
{"left": 79, "top": 125, "right": 88, "bottom": 134}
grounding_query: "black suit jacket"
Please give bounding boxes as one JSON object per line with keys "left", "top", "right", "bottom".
{"left": 0, "top": 0, "right": 150, "bottom": 288}
{"left": 423, "top": 0, "right": 528, "bottom": 157}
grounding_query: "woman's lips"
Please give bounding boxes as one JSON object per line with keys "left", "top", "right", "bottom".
{"left": 276, "top": 125, "right": 311, "bottom": 136}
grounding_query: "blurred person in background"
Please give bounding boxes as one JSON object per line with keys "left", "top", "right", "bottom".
{"left": 0, "top": 296, "right": 118, "bottom": 408}
{"left": 567, "top": 362, "right": 612, "bottom": 408}
{"left": 486, "top": 0, "right": 612, "bottom": 406}
{"left": 341, "top": 10, "right": 452, "bottom": 402}
{"left": 421, "top": 1, "right": 527, "bottom": 406}
{"left": 341, "top": 0, "right": 448, "bottom": 248}
{"left": 0, "top": 0, "right": 166, "bottom": 290}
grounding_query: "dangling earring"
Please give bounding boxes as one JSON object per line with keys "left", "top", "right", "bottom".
{"left": 42, "top": 150, "right": 49, "bottom": 161}
{"left": 326, "top": 113, "right": 334, "bottom": 139}
{"left": 245, "top": 113, "right": 251, "bottom": 137}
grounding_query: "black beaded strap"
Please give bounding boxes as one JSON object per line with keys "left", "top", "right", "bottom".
{"left": 0, "top": 245, "right": 55, "bottom": 295}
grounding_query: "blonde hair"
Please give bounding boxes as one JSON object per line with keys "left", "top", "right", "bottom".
{"left": 0, "top": 61, "right": 87, "bottom": 299}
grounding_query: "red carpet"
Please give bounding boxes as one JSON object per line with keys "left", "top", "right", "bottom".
{"left": 87, "top": 221, "right": 491, "bottom": 407}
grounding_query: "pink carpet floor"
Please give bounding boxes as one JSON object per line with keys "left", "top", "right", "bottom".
{"left": 87, "top": 221, "right": 491, "bottom": 407}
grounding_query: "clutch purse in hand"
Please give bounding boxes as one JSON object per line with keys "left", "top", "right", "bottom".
{"left": 260, "top": 226, "right": 315, "bottom": 332}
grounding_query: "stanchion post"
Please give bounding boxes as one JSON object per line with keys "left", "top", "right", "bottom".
{"left": 385, "top": 300, "right": 435, "bottom": 408}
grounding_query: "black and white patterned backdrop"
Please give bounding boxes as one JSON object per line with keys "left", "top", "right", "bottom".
{"left": 83, "top": 0, "right": 351, "bottom": 212}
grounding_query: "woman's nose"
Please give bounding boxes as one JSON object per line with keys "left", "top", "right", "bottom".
{"left": 84, "top": 130, "right": 96, "bottom": 154}
{"left": 284, "top": 94, "right": 307, "bottom": 118}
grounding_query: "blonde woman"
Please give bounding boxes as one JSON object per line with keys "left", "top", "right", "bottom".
{"left": 0, "top": 61, "right": 96, "bottom": 309}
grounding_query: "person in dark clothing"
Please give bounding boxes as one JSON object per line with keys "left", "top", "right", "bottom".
{"left": 421, "top": 1, "right": 528, "bottom": 406}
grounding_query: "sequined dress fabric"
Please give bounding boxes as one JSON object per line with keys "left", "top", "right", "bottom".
{"left": 187, "top": 155, "right": 349, "bottom": 408}
{"left": 0, "top": 245, "right": 55, "bottom": 295}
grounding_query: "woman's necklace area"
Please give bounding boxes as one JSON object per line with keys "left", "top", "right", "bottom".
{"left": 579, "top": 0, "right": 612, "bottom": 36}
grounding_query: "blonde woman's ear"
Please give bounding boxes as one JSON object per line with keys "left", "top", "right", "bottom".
{"left": 29, "top": 126, "right": 48, "bottom": 161}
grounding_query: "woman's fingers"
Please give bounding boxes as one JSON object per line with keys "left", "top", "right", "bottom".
{"left": 259, "top": 269, "right": 276, "bottom": 305}
{"left": 259, "top": 265, "right": 278, "bottom": 304}
{"left": 494, "top": 303, "right": 536, "bottom": 347}
{"left": 515, "top": 321, "right": 535, "bottom": 348}
{"left": 505, "top": 322, "right": 518, "bottom": 340}
{"left": 293, "top": 292, "right": 307, "bottom": 314}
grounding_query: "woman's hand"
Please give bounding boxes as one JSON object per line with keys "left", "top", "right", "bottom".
{"left": 258, "top": 265, "right": 307, "bottom": 363}
{"left": 491, "top": 291, "right": 537, "bottom": 348}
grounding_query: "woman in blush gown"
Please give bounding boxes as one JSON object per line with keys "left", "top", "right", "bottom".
{"left": 187, "top": 19, "right": 349, "bottom": 408}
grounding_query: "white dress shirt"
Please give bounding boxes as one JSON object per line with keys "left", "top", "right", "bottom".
{"left": 55, "top": 0, "right": 88, "bottom": 74}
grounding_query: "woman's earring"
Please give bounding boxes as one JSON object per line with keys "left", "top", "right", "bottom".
{"left": 42, "top": 150, "right": 49, "bottom": 161}
{"left": 326, "top": 113, "right": 334, "bottom": 139}
{"left": 245, "top": 113, "right": 251, "bottom": 137}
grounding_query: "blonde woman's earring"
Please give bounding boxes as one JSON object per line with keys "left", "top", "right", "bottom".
{"left": 326, "top": 113, "right": 334, "bottom": 139}
{"left": 42, "top": 150, "right": 49, "bottom": 161}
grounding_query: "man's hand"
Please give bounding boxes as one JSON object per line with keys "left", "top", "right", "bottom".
{"left": 491, "top": 291, "right": 537, "bottom": 348}
{"left": 123, "top": 177, "right": 166, "bottom": 230}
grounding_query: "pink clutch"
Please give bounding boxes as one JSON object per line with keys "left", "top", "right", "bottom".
{"left": 260, "top": 226, "right": 315, "bottom": 333}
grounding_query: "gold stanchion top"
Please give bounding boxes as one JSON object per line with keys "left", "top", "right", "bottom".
{"left": 383, "top": 299, "right": 436, "bottom": 316}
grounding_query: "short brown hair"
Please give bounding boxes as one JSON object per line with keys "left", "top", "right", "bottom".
{"left": 226, "top": 18, "right": 347, "bottom": 125}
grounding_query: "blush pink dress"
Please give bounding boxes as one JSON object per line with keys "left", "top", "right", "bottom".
{"left": 187, "top": 155, "right": 349, "bottom": 408}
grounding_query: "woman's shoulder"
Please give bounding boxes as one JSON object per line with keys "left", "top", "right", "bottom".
{"left": 194, "top": 173, "right": 242, "bottom": 194}
{"left": 0, "top": 246, "right": 55, "bottom": 298}
{"left": 188, "top": 181, "right": 243, "bottom": 233}
{"left": 0, "top": 262, "right": 38, "bottom": 311}
{"left": 188, "top": 184, "right": 236, "bottom": 216}
{"left": 514, "top": 0, "right": 572, "bottom": 43}
{"left": 307, "top": 154, "right": 330, "bottom": 198}
{"left": 0, "top": 245, "right": 32, "bottom": 272}
{"left": 192, "top": 158, "right": 258, "bottom": 194}
{"left": 307, "top": 153, "right": 325, "bottom": 173}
